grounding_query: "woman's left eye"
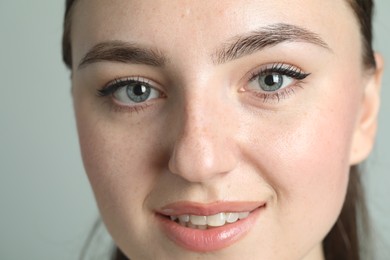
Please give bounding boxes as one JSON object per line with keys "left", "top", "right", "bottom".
{"left": 253, "top": 73, "right": 293, "bottom": 92}
{"left": 245, "top": 64, "right": 310, "bottom": 95}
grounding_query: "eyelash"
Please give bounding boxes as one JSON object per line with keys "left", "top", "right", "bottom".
{"left": 97, "top": 77, "right": 149, "bottom": 96}
{"left": 245, "top": 63, "right": 310, "bottom": 103}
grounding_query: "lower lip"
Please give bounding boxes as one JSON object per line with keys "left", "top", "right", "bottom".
{"left": 157, "top": 207, "right": 264, "bottom": 252}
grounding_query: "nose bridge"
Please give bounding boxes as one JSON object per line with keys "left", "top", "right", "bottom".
{"left": 168, "top": 87, "right": 237, "bottom": 182}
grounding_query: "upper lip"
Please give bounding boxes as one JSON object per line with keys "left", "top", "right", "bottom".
{"left": 157, "top": 201, "right": 266, "bottom": 216}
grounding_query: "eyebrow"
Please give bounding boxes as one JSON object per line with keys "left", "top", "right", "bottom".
{"left": 78, "top": 40, "right": 167, "bottom": 69}
{"left": 212, "top": 23, "right": 331, "bottom": 64}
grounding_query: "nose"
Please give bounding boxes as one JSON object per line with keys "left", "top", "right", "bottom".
{"left": 168, "top": 91, "right": 239, "bottom": 183}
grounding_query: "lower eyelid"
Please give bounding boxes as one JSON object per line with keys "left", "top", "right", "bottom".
{"left": 108, "top": 94, "right": 164, "bottom": 113}
{"left": 109, "top": 100, "right": 152, "bottom": 113}
{"left": 243, "top": 83, "right": 304, "bottom": 104}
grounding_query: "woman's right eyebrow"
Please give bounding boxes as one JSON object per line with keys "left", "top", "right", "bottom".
{"left": 77, "top": 40, "right": 167, "bottom": 69}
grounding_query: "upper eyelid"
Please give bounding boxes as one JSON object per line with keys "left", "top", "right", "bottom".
{"left": 96, "top": 76, "right": 162, "bottom": 98}
{"left": 105, "top": 76, "right": 153, "bottom": 88}
{"left": 250, "top": 63, "right": 305, "bottom": 76}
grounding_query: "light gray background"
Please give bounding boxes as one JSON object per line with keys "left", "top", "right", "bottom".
{"left": 0, "top": 1, "right": 389, "bottom": 259}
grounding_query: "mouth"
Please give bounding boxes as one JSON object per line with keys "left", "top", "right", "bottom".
{"left": 156, "top": 201, "right": 266, "bottom": 252}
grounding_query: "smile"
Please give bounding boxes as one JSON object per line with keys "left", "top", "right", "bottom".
{"left": 156, "top": 201, "right": 266, "bottom": 252}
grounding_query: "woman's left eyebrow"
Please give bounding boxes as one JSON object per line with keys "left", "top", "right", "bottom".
{"left": 212, "top": 23, "right": 332, "bottom": 64}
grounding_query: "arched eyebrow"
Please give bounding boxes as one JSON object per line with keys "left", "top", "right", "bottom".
{"left": 212, "top": 23, "right": 331, "bottom": 64}
{"left": 78, "top": 40, "right": 167, "bottom": 69}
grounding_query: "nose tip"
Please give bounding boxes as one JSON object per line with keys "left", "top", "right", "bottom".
{"left": 168, "top": 136, "right": 235, "bottom": 182}
{"left": 167, "top": 106, "right": 238, "bottom": 183}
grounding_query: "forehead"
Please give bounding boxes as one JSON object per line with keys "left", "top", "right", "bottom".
{"left": 71, "top": 0, "right": 360, "bottom": 66}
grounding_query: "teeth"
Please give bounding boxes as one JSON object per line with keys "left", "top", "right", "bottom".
{"left": 207, "top": 213, "right": 226, "bottom": 227}
{"left": 169, "top": 212, "right": 250, "bottom": 229}
{"left": 226, "top": 212, "right": 239, "bottom": 223}
{"left": 198, "top": 225, "right": 207, "bottom": 230}
{"left": 238, "top": 212, "right": 250, "bottom": 219}
{"left": 190, "top": 215, "right": 207, "bottom": 225}
{"left": 178, "top": 215, "right": 189, "bottom": 223}
{"left": 187, "top": 222, "right": 197, "bottom": 229}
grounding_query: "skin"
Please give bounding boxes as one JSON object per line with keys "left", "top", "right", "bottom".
{"left": 70, "top": 0, "right": 383, "bottom": 259}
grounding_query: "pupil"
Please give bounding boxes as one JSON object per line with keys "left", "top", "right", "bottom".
{"left": 133, "top": 84, "right": 146, "bottom": 96}
{"left": 265, "top": 75, "right": 278, "bottom": 86}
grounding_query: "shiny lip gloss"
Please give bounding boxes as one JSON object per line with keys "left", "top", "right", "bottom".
{"left": 156, "top": 201, "right": 266, "bottom": 252}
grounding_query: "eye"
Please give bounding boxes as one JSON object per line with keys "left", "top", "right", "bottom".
{"left": 98, "top": 78, "right": 163, "bottom": 106}
{"left": 246, "top": 63, "right": 309, "bottom": 94}
{"left": 114, "top": 81, "right": 159, "bottom": 104}
{"left": 254, "top": 73, "right": 294, "bottom": 92}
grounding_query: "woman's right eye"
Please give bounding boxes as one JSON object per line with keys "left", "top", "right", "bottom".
{"left": 98, "top": 78, "right": 163, "bottom": 106}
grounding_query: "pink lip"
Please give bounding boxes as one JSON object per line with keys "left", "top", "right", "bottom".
{"left": 156, "top": 201, "right": 266, "bottom": 252}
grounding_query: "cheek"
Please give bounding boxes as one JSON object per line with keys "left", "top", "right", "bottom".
{"left": 273, "top": 108, "right": 353, "bottom": 209}
{"left": 75, "top": 113, "right": 169, "bottom": 258}
{"left": 76, "top": 118, "right": 158, "bottom": 205}
{"left": 73, "top": 91, "right": 164, "bottom": 246}
{"left": 241, "top": 76, "right": 362, "bottom": 242}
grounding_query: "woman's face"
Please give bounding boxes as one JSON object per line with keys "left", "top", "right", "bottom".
{"left": 71, "top": 0, "right": 378, "bottom": 259}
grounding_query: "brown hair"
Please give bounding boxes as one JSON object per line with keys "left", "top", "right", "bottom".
{"left": 62, "top": 1, "right": 376, "bottom": 260}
